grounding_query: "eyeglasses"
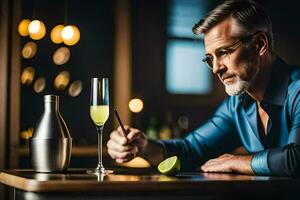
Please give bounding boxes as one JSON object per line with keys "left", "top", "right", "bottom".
{"left": 202, "top": 32, "right": 260, "bottom": 70}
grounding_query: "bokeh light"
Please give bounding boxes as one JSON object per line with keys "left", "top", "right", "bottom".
{"left": 18, "top": 19, "right": 31, "bottom": 36}
{"left": 54, "top": 71, "right": 70, "bottom": 90}
{"left": 50, "top": 25, "right": 64, "bottom": 44}
{"left": 33, "top": 77, "right": 46, "bottom": 93}
{"left": 28, "top": 20, "right": 46, "bottom": 40}
{"left": 20, "top": 127, "right": 34, "bottom": 140}
{"left": 61, "top": 26, "right": 74, "bottom": 40}
{"left": 52, "top": 47, "right": 70, "bottom": 65}
{"left": 128, "top": 98, "right": 144, "bottom": 113}
{"left": 62, "top": 25, "right": 80, "bottom": 46}
{"left": 21, "top": 67, "right": 35, "bottom": 85}
{"left": 22, "top": 41, "right": 37, "bottom": 59}
{"left": 68, "top": 80, "right": 83, "bottom": 97}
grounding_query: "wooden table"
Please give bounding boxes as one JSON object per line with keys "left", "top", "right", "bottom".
{"left": 1, "top": 168, "right": 299, "bottom": 200}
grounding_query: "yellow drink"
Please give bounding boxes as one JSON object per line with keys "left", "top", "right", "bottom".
{"left": 90, "top": 105, "right": 109, "bottom": 126}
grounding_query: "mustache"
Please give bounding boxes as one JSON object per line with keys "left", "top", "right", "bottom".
{"left": 219, "top": 73, "right": 236, "bottom": 81}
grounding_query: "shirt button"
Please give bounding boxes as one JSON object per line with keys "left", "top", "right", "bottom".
{"left": 239, "top": 96, "right": 244, "bottom": 102}
{"left": 262, "top": 102, "right": 268, "bottom": 107}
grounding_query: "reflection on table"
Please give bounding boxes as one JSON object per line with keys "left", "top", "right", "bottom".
{"left": 1, "top": 168, "right": 299, "bottom": 200}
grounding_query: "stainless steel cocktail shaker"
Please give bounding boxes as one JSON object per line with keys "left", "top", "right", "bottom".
{"left": 29, "top": 95, "right": 72, "bottom": 172}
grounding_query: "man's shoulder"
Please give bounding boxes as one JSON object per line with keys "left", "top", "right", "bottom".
{"left": 289, "top": 66, "right": 300, "bottom": 90}
{"left": 290, "top": 65, "right": 300, "bottom": 82}
{"left": 286, "top": 66, "right": 300, "bottom": 114}
{"left": 287, "top": 66, "right": 300, "bottom": 101}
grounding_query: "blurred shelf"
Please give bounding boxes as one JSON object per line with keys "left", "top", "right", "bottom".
{"left": 19, "top": 146, "right": 107, "bottom": 157}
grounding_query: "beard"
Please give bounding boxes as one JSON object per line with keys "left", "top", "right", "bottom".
{"left": 223, "top": 60, "right": 259, "bottom": 96}
{"left": 224, "top": 77, "right": 250, "bottom": 96}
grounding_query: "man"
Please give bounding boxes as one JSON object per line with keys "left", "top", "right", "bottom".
{"left": 107, "top": 0, "right": 300, "bottom": 176}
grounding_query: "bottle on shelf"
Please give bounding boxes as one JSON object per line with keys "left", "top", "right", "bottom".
{"left": 159, "top": 112, "right": 180, "bottom": 140}
{"left": 146, "top": 116, "right": 158, "bottom": 140}
{"left": 177, "top": 115, "right": 189, "bottom": 137}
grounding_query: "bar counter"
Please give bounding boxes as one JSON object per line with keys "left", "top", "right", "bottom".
{"left": 1, "top": 168, "right": 299, "bottom": 200}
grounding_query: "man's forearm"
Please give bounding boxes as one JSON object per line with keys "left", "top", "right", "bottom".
{"left": 232, "top": 154, "right": 254, "bottom": 174}
{"left": 139, "top": 140, "right": 165, "bottom": 166}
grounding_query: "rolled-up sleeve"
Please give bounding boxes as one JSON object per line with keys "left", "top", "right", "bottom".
{"left": 251, "top": 150, "right": 272, "bottom": 175}
{"left": 159, "top": 98, "right": 241, "bottom": 170}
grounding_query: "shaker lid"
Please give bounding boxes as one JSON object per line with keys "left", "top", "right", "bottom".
{"left": 44, "top": 95, "right": 59, "bottom": 102}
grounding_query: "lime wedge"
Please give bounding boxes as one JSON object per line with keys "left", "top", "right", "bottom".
{"left": 158, "top": 156, "right": 180, "bottom": 176}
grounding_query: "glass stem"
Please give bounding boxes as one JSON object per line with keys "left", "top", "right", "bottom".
{"left": 96, "top": 125, "right": 104, "bottom": 171}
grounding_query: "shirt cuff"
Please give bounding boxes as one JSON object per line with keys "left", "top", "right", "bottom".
{"left": 156, "top": 140, "right": 167, "bottom": 159}
{"left": 157, "top": 139, "right": 180, "bottom": 158}
{"left": 251, "top": 150, "right": 272, "bottom": 175}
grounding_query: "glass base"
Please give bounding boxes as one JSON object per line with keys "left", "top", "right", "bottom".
{"left": 87, "top": 168, "right": 113, "bottom": 176}
{"left": 87, "top": 168, "right": 113, "bottom": 182}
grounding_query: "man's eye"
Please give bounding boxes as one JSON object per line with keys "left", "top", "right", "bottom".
{"left": 216, "top": 50, "right": 230, "bottom": 57}
{"left": 207, "top": 56, "right": 213, "bottom": 61}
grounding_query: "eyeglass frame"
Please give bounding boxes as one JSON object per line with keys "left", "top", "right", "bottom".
{"left": 202, "top": 31, "right": 261, "bottom": 70}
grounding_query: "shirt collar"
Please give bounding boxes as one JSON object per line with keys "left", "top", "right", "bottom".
{"left": 239, "top": 57, "right": 290, "bottom": 106}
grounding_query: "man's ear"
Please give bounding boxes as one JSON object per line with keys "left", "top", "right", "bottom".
{"left": 256, "top": 32, "right": 269, "bottom": 56}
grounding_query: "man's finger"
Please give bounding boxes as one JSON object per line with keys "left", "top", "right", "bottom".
{"left": 126, "top": 128, "right": 142, "bottom": 142}
{"left": 107, "top": 148, "right": 132, "bottom": 160}
{"left": 110, "top": 130, "right": 127, "bottom": 145}
{"left": 117, "top": 125, "right": 130, "bottom": 135}
{"left": 107, "top": 140, "right": 134, "bottom": 153}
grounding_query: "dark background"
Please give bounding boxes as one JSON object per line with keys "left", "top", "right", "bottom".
{"left": 20, "top": 0, "right": 114, "bottom": 146}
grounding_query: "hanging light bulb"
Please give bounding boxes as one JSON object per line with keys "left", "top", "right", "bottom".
{"left": 18, "top": 19, "right": 31, "bottom": 36}
{"left": 29, "top": 20, "right": 41, "bottom": 34}
{"left": 28, "top": 20, "right": 46, "bottom": 40}
{"left": 61, "top": 25, "right": 80, "bottom": 46}
{"left": 50, "top": 25, "right": 64, "bottom": 44}
{"left": 61, "top": 25, "right": 74, "bottom": 40}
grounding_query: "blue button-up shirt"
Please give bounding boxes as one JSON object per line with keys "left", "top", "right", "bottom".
{"left": 160, "top": 58, "right": 300, "bottom": 176}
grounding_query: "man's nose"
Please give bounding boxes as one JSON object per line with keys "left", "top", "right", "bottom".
{"left": 212, "top": 58, "right": 225, "bottom": 74}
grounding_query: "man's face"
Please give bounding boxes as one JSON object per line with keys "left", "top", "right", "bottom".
{"left": 204, "top": 17, "right": 259, "bottom": 96}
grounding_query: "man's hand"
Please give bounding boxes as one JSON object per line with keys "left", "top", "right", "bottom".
{"left": 201, "top": 154, "right": 254, "bottom": 175}
{"left": 107, "top": 125, "right": 148, "bottom": 163}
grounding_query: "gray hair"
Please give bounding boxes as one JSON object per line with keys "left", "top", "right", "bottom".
{"left": 193, "top": 0, "right": 274, "bottom": 51}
